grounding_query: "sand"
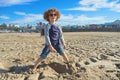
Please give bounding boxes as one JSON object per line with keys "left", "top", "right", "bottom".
{"left": 0, "top": 32, "right": 120, "bottom": 80}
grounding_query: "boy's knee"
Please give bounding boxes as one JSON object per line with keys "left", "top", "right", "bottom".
{"left": 40, "top": 54, "right": 47, "bottom": 59}
{"left": 59, "top": 52, "right": 65, "bottom": 56}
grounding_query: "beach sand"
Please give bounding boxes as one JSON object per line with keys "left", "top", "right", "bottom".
{"left": 0, "top": 32, "right": 120, "bottom": 80}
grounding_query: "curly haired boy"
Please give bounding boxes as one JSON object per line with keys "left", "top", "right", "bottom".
{"left": 33, "top": 8, "right": 71, "bottom": 71}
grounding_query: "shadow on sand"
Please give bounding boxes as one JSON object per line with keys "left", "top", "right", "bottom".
{"left": 48, "top": 62, "right": 68, "bottom": 74}
{"left": 8, "top": 65, "right": 33, "bottom": 74}
{"left": 0, "top": 62, "right": 68, "bottom": 74}
{"left": 0, "top": 69, "right": 8, "bottom": 73}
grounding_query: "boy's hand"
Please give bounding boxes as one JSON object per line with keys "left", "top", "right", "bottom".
{"left": 63, "top": 43, "right": 66, "bottom": 49}
{"left": 49, "top": 45, "right": 57, "bottom": 52}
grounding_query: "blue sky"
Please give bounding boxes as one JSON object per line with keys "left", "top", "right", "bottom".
{"left": 0, "top": 0, "right": 120, "bottom": 26}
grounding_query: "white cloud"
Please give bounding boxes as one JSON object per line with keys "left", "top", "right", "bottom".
{"left": 110, "top": 0, "right": 120, "bottom": 12}
{"left": 14, "top": 11, "right": 27, "bottom": 16}
{"left": 11, "top": 12, "right": 43, "bottom": 24}
{"left": 61, "top": 14, "right": 74, "bottom": 20}
{"left": 67, "top": 0, "right": 120, "bottom": 12}
{"left": 11, "top": 12, "right": 107, "bottom": 25}
{"left": 0, "top": 0, "right": 37, "bottom": 6}
{"left": 0, "top": 15, "right": 9, "bottom": 19}
{"left": 67, "top": 7, "right": 96, "bottom": 11}
{"left": 59, "top": 14, "right": 107, "bottom": 25}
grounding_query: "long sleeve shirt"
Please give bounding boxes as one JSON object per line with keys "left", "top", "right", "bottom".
{"left": 44, "top": 23, "right": 65, "bottom": 45}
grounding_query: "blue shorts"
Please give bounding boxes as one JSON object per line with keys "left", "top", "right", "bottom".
{"left": 40, "top": 43, "right": 65, "bottom": 59}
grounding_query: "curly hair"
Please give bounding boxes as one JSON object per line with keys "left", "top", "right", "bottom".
{"left": 43, "top": 8, "right": 60, "bottom": 22}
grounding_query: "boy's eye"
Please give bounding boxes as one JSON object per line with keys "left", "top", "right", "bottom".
{"left": 50, "top": 14, "right": 56, "bottom": 17}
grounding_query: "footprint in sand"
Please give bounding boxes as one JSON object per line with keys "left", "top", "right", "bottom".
{"left": 89, "top": 57, "right": 98, "bottom": 63}
{"left": 105, "top": 63, "right": 120, "bottom": 79}
{"left": 97, "top": 54, "right": 108, "bottom": 60}
{"left": 84, "top": 61, "right": 90, "bottom": 65}
{"left": 97, "top": 53, "right": 119, "bottom": 62}
{"left": 82, "top": 54, "right": 120, "bottom": 80}
{"left": 115, "top": 63, "right": 120, "bottom": 69}
{"left": 84, "top": 57, "right": 98, "bottom": 66}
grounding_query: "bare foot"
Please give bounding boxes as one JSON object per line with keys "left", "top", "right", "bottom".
{"left": 27, "top": 66, "right": 37, "bottom": 74}
{"left": 65, "top": 62, "right": 75, "bottom": 74}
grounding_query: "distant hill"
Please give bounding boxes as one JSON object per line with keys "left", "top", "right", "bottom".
{"left": 105, "top": 19, "right": 120, "bottom": 26}
{"left": 112, "top": 19, "right": 120, "bottom": 25}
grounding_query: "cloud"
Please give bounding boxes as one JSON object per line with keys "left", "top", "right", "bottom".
{"left": 11, "top": 11, "right": 107, "bottom": 25}
{"left": 59, "top": 14, "right": 107, "bottom": 25}
{"left": 0, "top": 0, "right": 37, "bottom": 7}
{"left": 60, "top": 14, "right": 74, "bottom": 20}
{"left": 0, "top": 15, "right": 9, "bottom": 19}
{"left": 67, "top": 0, "right": 120, "bottom": 12}
{"left": 67, "top": 7, "right": 96, "bottom": 11}
{"left": 11, "top": 12, "right": 43, "bottom": 24}
{"left": 14, "top": 11, "right": 27, "bottom": 16}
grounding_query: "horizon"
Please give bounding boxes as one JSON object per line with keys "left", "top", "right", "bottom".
{"left": 0, "top": 0, "right": 120, "bottom": 26}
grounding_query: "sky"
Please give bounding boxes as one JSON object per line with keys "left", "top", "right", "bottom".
{"left": 0, "top": 0, "right": 120, "bottom": 26}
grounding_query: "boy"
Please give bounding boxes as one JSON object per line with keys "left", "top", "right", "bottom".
{"left": 33, "top": 8, "right": 71, "bottom": 70}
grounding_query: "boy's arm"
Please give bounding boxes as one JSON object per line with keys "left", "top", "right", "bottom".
{"left": 44, "top": 24, "right": 51, "bottom": 45}
{"left": 59, "top": 26, "right": 66, "bottom": 48}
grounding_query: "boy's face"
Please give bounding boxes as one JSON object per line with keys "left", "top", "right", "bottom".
{"left": 49, "top": 11, "right": 57, "bottom": 23}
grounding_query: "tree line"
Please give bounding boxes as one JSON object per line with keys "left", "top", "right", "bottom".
{"left": 0, "top": 23, "right": 120, "bottom": 32}
{"left": 62, "top": 27, "right": 120, "bottom": 32}
{"left": 62, "top": 25, "right": 120, "bottom": 32}
{"left": 0, "top": 23, "right": 20, "bottom": 31}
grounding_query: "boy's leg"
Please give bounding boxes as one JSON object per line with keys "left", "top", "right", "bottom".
{"left": 33, "top": 57, "right": 44, "bottom": 70}
{"left": 33, "top": 45, "right": 50, "bottom": 70}
{"left": 62, "top": 54, "right": 71, "bottom": 67}
{"left": 54, "top": 44, "right": 69, "bottom": 63}
{"left": 62, "top": 54, "right": 69, "bottom": 63}
{"left": 55, "top": 44, "right": 74, "bottom": 72}
{"left": 62, "top": 54, "right": 75, "bottom": 74}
